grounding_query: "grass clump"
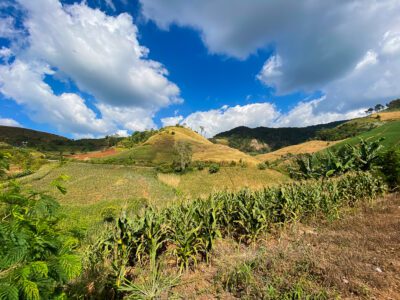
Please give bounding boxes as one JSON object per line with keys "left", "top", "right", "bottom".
{"left": 208, "top": 163, "right": 220, "bottom": 174}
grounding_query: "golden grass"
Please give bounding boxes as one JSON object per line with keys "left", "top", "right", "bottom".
{"left": 125, "top": 126, "right": 259, "bottom": 165}
{"left": 256, "top": 140, "right": 342, "bottom": 161}
{"left": 371, "top": 111, "right": 400, "bottom": 121}
{"left": 173, "top": 166, "right": 289, "bottom": 199}
{"left": 157, "top": 173, "right": 181, "bottom": 188}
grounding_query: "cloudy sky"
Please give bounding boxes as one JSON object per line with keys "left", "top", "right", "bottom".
{"left": 1, "top": 0, "right": 399, "bottom": 138}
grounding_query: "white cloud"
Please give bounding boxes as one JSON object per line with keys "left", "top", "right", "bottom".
{"left": 161, "top": 115, "right": 184, "bottom": 127}
{"left": 166, "top": 100, "right": 365, "bottom": 137}
{"left": 0, "top": 117, "right": 21, "bottom": 127}
{"left": 141, "top": 0, "right": 400, "bottom": 112}
{"left": 0, "top": 0, "right": 181, "bottom": 136}
{"left": 355, "top": 51, "right": 378, "bottom": 70}
{"left": 0, "top": 60, "right": 110, "bottom": 136}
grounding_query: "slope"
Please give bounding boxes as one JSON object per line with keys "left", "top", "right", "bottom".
{"left": 256, "top": 140, "right": 342, "bottom": 162}
{"left": 328, "top": 120, "right": 400, "bottom": 151}
{"left": 105, "top": 126, "right": 259, "bottom": 165}
{"left": 213, "top": 120, "right": 345, "bottom": 153}
{"left": 0, "top": 125, "right": 68, "bottom": 147}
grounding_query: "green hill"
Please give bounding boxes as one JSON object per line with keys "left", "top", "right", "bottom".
{"left": 0, "top": 125, "right": 121, "bottom": 153}
{"left": 0, "top": 125, "right": 68, "bottom": 147}
{"left": 213, "top": 121, "right": 345, "bottom": 153}
{"left": 329, "top": 120, "right": 400, "bottom": 151}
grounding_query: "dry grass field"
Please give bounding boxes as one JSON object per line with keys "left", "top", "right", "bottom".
{"left": 158, "top": 166, "right": 289, "bottom": 199}
{"left": 371, "top": 110, "right": 400, "bottom": 121}
{"left": 256, "top": 140, "right": 341, "bottom": 161}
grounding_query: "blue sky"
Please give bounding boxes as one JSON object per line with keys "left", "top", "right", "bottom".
{"left": 1, "top": 0, "right": 400, "bottom": 138}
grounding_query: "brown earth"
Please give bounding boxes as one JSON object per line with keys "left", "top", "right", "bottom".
{"left": 67, "top": 148, "right": 118, "bottom": 160}
{"left": 172, "top": 193, "right": 400, "bottom": 299}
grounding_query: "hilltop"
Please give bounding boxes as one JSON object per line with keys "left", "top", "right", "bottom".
{"left": 103, "top": 126, "right": 259, "bottom": 165}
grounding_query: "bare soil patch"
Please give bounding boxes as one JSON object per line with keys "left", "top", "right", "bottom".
{"left": 67, "top": 148, "right": 117, "bottom": 160}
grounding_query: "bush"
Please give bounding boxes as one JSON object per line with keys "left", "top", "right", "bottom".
{"left": 101, "top": 206, "right": 118, "bottom": 222}
{"left": 379, "top": 149, "right": 400, "bottom": 190}
{"left": 0, "top": 183, "right": 82, "bottom": 299}
{"left": 257, "top": 162, "right": 267, "bottom": 170}
{"left": 208, "top": 163, "right": 220, "bottom": 174}
{"left": 193, "top": 161, "right": 206, "bottom": 171}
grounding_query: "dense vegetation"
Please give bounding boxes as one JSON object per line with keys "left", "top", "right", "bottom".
{"left": 315, "top": 118, "right": 381, "bottom": 141}
{"left": 386, "top": 98, "right": 400, "bottom": 111}
{"left": 118, "top": 130, "right": 158, "bottom": 148}
{"left": 214, "top": 121, "right": 345, "bottom": 153}
{"left": 0, "top": 125, "right": 122, "bottom": 153}
{"left": 0, "top": 155, "right": 81, "bottom": 299}
{"left": 289, "top": 138, "right": 383, "bottom": 179}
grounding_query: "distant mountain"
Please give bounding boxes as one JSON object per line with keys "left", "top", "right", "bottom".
{"left": 213, "top": 121, "right": 346, "bottom": 153}
{"left": 0, "top": 125, "right": 120, "bottom": 152}
{"left": 0, "top": 125, "right": 68, "bottom": 146}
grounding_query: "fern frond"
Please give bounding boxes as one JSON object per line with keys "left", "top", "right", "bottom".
{"left": 56, "top": 255, "right": 82, "bottom": 281}
{"left": 0, "top": 283, "right": 19, "bottom": 300}
{"left": 21, "top": 280, "right": 39, "bottom": 300}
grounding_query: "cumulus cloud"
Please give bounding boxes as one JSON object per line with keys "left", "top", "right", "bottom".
{"left": 163, "top": 101, "right": 365, "bottom": 137}
{"left": 161, "top": 115, "right": 184, "bottom": 127}
{"left": 0, "top": 0, "right": 181, "bottom": 136}
{"left": 141, "top": 0, "right": 400, "bottom": 112}
{"left": 0, "top": 60, "right": 110, "bottom": 136}
{"left": 0, "top": 117, "right": 21, "bottom": 127}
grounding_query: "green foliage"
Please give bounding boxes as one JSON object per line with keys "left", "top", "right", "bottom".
{"left": 208, "top": 163, "right": 220, "bottom": 174}
{"left": 173, "top": 141, "right": 192, "bottom": 173}
{"left": 387, "top": 98, "right": 400, "bottom": 110}
{"left": 316, "top": 118, "right": 380, "bottom": 141}
{"left": 0, "top": 183, "right": 81, "bottom": 299}
{"left": 0, "top": 152, "right": 10, "bottom": 178}
{"left": 290, "top": 139, "right": 383, "bottom": 179}
{"left": 214, "top": 121, "right": 344, "bottom": 152}
{"left": 379, "top": 149, "right": 400, "bottom": 190}
{"left": 257, "top": 162, "right": 267, "bottom": 170}
{"left": 119, "top": 130, "right": 158, "bottom": 148}
{"left": 89, "top": 171, "right": 386, "bottom": 297}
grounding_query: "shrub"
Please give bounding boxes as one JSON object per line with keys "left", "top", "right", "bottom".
{"left": 257, "top": 162, "right": 267, "bottom": 170}
{"left": 379, "top": 149, "right": 400, "bottom": 190}
{"left": 101, "top": 206, "right": 118, "bottom": 222}
{"left": 0, "top": 183, "right": 82, "bottom": 299}
{"left": 208, "top": 163, "right": 220, "bottom": 174}
{"left": 193, "top": 161, "right": 206, "bottom": 171}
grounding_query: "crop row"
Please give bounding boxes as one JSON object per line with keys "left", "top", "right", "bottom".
{"left": 94, "top": 171, "right": 386, "bottom": 287}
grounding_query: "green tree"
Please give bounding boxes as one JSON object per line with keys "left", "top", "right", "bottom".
{"left": 0, "top": 180, "right": 81, "bottom": 299}
{"left": 174, "top": 141, "right": 192, "bottom": 172}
